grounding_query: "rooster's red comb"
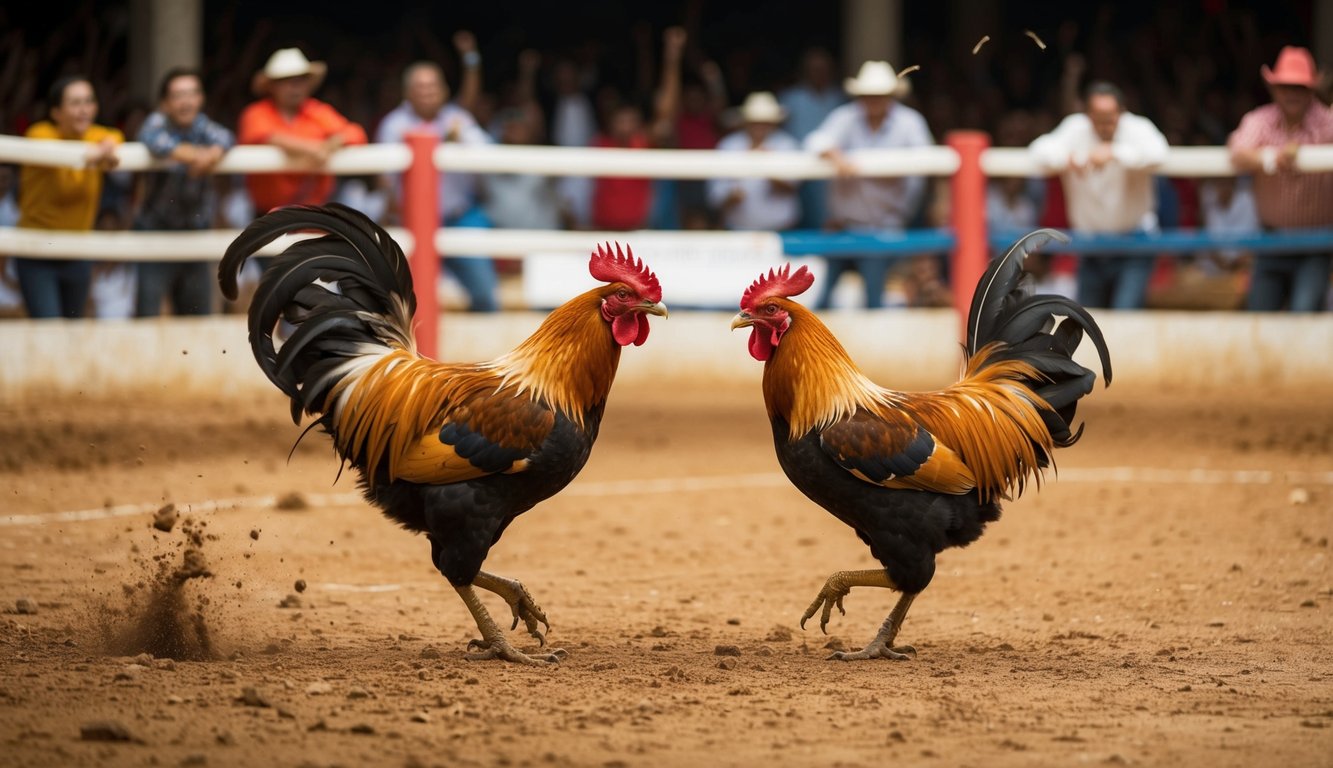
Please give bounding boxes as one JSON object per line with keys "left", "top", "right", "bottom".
{"left": 741, "top": 264, "right": 814, "bottom": 311}
{"left": 589, "top": 242, "right": 661, "bottom": 303}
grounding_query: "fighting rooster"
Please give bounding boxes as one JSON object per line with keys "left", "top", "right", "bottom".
{"left": 219, "top": 204, "right": 666, "bottom": 664}
{"left": 731, "top": 230, "right": 1111, "bottom": 661}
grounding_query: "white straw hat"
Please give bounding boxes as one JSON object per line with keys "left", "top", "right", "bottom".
{"left": 844, "top": 60, "right": 899, "bottom": 97}
{"left": 252, "top": 48, "right": 327, "bottom": 95}
{"left": 740, "top": 91, "right": 787, "bottom": 123}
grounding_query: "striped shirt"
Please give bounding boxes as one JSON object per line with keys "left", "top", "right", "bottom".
{"left": 1227, "top": 102, "right": 1333, "bottom": 228}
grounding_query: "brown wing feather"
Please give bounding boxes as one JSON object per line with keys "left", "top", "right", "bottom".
{"left": 818, "top": 407, "right": 977, "bottom": 493}
{"left": 392, "top": 393, "right": 553, "bottom": 484}
{"left": 332, "top": 351, "right": 556, "bottom": 486}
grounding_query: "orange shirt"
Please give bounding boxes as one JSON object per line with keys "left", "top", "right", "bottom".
{"left": 237, "top": 97, "right": 367, "bottom": 213}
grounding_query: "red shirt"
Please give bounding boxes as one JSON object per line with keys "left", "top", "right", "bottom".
{"left": 238, "top": 97, "right": 368, "bottom": 213}
{"left": 1228, "top": 102, "right": 1333, "bottom": 228}
{"left": 591, "top": 133, "right": 652, "bottom": 230}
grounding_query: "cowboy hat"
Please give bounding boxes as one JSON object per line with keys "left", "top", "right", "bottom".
{"left": 740, "top": 91, "right": 787, "bottom": 123}
{"left": 251, "top": 48, "right": 327, "bottom": 95}
{"left": 844, "top": 60, "right": 899, "bottom": 97}
{"left": 1262, "top": 46, "right": 1317, "bottom": 88}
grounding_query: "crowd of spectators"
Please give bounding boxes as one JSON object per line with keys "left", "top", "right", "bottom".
{"left": 0, "top": 1, "right": 1330, "bottom": 317}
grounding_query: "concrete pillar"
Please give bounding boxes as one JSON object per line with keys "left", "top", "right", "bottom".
{"left": 129, "top": 0, "right": 203, "bottom": 104}
{"left": 841, "top": 0, "right": 901, "bottom": 71}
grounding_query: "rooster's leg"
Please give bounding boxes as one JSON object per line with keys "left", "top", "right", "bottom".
{"left": 829, "top": 592, "right": 918, "bottom": 662}
{"left": 800, "top": 569, "right": 918, "bottom": 660}
{"left": 472, "top": 571, "right": 551, "bottom": 646}
{"left": 454, "top": 585, "right": 567, "bottom": 665}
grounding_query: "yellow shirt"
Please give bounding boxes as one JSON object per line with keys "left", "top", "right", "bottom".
{"left": 18, "top": 122, "right": 125, "bottom": 231}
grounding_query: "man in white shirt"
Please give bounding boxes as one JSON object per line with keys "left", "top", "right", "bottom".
{"left": 804, "top": 61, "right": 934, "bottom": 309}
{"left": 1029, "top": 81, "right": 1170, "bottom": 309}
{"left": 708, "top": 92, "right": 801, "bottom": 231}
{"left": 377, "top": 60, "right": 498, "bottom": 312}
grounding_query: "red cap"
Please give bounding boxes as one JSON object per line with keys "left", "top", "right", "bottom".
{"left": 1262, "top": 46, "right": 1317, "bottom": 88}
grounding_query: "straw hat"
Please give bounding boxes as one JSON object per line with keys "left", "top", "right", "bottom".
{"left": 740, "top": 91, "right": 787, "bottom": 123}
{"left": 1262, "top": 46, "right": 1317, "bottom": 88}
{"left": 844, "top": 60, "right": 899, "bottom": 97}
{"left": 251, "top": 48, "right": 327, "bottom": 95}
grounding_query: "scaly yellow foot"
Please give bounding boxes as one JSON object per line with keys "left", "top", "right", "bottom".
{"left": 473, "top": 571, "right": 551, "bottom": 646}
{"left": 454, "top": 584, "right": 566, "bottom": 665}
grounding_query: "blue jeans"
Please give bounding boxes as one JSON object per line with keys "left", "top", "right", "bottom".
{"left": 1246, "top": 253, "right": 1331, "bottom": 312}
{"left": 15, "top": 258, "right": 92, "bottom": 318}
{"left": 815, "top": 254, "right": 896, "bottom": 310}
{"left": 1076, "top": 254, "right": 1155, "bottom": 310}
{"left": 444, "top": 206, "right": 499, "bottom": 313}
{"left": 136, "top": 261, "right": 214, "bottom": 316}
{"left": 797, "top": 180, "right": 829, "bottom": 231}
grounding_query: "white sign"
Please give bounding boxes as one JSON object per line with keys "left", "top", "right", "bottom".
{"left": 520, "top": 231, "right": 825, "bottom": 309}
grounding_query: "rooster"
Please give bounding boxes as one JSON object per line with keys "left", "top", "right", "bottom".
{"left": 218, "top": 204, "right": 666, "bottom": 665}
{"left": 731, "top": 230, "right": 1111, "bottom": 661}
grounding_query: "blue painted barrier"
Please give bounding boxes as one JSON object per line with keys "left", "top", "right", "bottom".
{"left": 778, "top": 228, "right": 1333, "bottom": 257}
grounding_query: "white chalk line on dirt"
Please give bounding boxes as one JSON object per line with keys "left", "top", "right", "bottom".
{"left": 4, "top": 467, "right": 1331, "bottom": 528}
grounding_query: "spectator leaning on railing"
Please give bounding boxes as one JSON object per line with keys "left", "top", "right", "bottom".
{"left": 1227, "top": 46, "right": 1333, "bottom": 312}
{"left": 803, "top": 60, "right": 934, "bottom": 310}
{"left": 1029, "top": 81, "right": 1170, "bottom": 310}
{"left": 238, "top": 48, "right": 367, "bottom": 216}
{"left": 707, "top": 92, "right": 800, "bottom": 232}
{"left": 16, "top": 75, "right": 123, "bottom": 319}
{"left": 376, "top": 54, "right": 499, "bottom": 313}
{"left": 133, "top": 67, "right": 234, "bottom": 317}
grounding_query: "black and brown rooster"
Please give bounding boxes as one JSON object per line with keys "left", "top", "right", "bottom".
{"left": 731, "top": 230, "right": 1111, "bottom": 660}
{"left": 219, "top": 204, "right": 666, "bottom": 664}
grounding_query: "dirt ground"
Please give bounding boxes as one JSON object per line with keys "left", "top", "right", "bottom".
{"left": 1, "top": 382, "right": 1331, "bottom": 768}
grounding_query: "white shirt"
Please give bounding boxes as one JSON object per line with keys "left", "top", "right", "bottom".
{"left": 803, "top": 101, "right": 934, "bottom": 229}
{"left": 1029, "top": 111, "right": 1169, "bottom": 233}
{"left": 1200, "top": 179, "right": 1261, "bottom": 264}
{"left": 708, "top": 130, "right": 801, "bottom": 231}
{"left": 376, "top": 102, "right": 491, "bottom": 221}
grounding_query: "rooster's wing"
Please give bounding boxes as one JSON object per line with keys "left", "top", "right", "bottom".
{"left": 817, "top": 408, "right": 977, "bottom": 495}
{"left": 390, "top": 389, "right": 556, "bottom": 485}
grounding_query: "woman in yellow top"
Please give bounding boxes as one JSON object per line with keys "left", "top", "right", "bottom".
{"left": 17, "top": 75, "right": 123, "bottom": 318}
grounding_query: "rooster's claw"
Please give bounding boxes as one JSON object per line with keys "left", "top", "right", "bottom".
{"left": 465, "top": 637, "right": 566, "bottom": 665}
{"left": 800, "top": 578, "right": 851, "bottom": 634}
{"left": 829, "top": 643, "right": 916, "bottom": 662}
{"left": 475, "top": 573, "right": 552, "bottom": 645}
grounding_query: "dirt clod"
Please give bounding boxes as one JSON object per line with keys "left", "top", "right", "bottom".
{"left": 294, "top": 579, "right": 307, "bottom": 593}
{"left": 14, "top": 597, "right": 37, "bottom": 615}
{"left": 80, "top": 720, "right": 135, "bottom": 742}
{"left": 152, "top": 503, "right": 178, "bottom": 533}
{"left": 714, "top": 645, "right": 742, "bottom": 657}
{"left": 275, "top": 492, "right": 308, "bottom": 511}
{"left": 238, "top": 687, "right": 271, "bottom": 708}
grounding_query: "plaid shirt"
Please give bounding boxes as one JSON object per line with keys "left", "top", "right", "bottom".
{"left": 134, "top": 111, "right": 235, "bottom": 230}
{"left": 1227, "top": 102, "right": 1333, "bottom": 229}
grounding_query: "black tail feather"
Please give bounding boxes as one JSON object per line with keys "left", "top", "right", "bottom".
{"left": 217, "top": 204, "right": 416, "bottom": 421}
{"left": 967, "top": 229, "right": 1112, "bottom": 448}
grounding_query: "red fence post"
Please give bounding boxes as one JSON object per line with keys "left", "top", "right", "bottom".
{"left": 947, "top": 130, "right": 990, "bottom": 343}
{"left": 404, "top": 131, "right": 440, "bottom": 359}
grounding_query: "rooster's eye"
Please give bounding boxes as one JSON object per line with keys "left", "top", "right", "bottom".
{"left": 617, "top": 289, "right": 630, "bottom": 300}
{"left": 764, "top": 305, "right": 778, "bottom": 315}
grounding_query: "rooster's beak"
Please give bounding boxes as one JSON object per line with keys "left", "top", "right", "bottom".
{"left": 641, "top": 301, "right": 669, "bottom": 318}
{"left": 730, "top": 312, "right": 753, "bottom": 330}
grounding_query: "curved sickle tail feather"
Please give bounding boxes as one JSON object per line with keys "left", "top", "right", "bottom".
{"left": 218, "top": 204, "right": 419, "bottom": 425}
{"left": 966, "top": 228, "right": 1113, "bottom": 450}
